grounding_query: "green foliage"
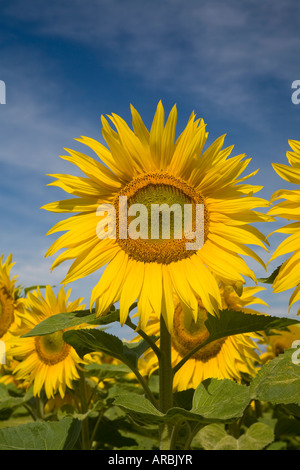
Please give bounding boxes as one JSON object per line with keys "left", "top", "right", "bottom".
{"left": 114, "top": 378, "right": 251, "bottom": 424}
{"left": 194, "top": 422, "right": 274, "bottom": 450}
{"left": 250, "top": 348, "right": 300, "bottom": 405}
{"left": 258, "top": 264, "right": 283, "bottom": 284}
{"left": 22, "top": 308, "right": 120, "bottom": 337}
{"left": 0, "top": 384, "right": 33, "bottom": 412}
{"left": 63, "top": 328, "right": 156, "bottom": 371}
{"left": 2, "top": 302, "right": 300, "bottom": 450}
{"left": 174, "top": 309, "right": 300, "bottom": 373}
{"left": 0, "top": 417, "right": 81, "bottom": 450}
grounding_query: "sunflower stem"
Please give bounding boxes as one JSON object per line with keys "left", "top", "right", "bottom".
{"left": 159, "top": 314, "right": 173, "bottom": 450}
{"left": 172, "top": 337, "right": 210, "bottom": 375}
{"left": 126, "top": 316, "right": 161, "bottom": 359}
{"left": 79, "top": 369, "right": 90, "bottom": 450}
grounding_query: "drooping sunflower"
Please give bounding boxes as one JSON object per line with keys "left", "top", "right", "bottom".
{"left": 43, "top": 102, "right": 271, "bottom": 331}
{"left": 268, "top": 140, "right": 300, "bottom": 312}
{"left": 0, "top": 254, "right": 25, "bottom": 345}
{"left": 9, "top": 286, "right": 86, "bottom": 399}
{"left": 136, "top": 285, "right": 265, "bottom": 390}
{"left": 259, "top": 324, "right": 300, "bottom": 363}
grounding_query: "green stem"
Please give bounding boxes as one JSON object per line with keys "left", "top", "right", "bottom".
{"left": 79, "top": 369, "right": 90, "bottom": 450}
{"left": 169, "top": 420, "right": 182, "bottom": 450}
{"left": 35, "top": 396, "right": 44, "bottom": 419}
{"left": 126, "top": 317, "right": 161, "bottom": 359}
{"left": 173, "top": 337, "right": 210, "bottom": 376}
{"left": 89, "top": 408, "right": 104, "bottom": 449}
{"left": 131, "top": 367, "right": 158, "bottom": 408}
{"left": 184, "top": 422, "right": 203, "bottom": 450}
{"left": 159, "top": 315, "right": 173, "bottom": 450}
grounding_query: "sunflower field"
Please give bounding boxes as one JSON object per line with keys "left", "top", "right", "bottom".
{"left": 1, "top": 103, "right": 300, "bottom": 452}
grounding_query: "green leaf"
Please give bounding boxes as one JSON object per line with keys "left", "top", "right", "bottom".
{"left": 191, "top": 378, "right": 250, "bottom": 421}
{"left": 258, "top": 264, "right": 282, "bottom": 284}
{"left": 192, "top": 423, "right": 228, "bottom": 450}
{"left": 63, "top": 328, "right": 146, "bottom": 370}
{"left": 84, "top": 362, "right": 131, "bottom": 379}
{"left": 114, "top": 378, "right": 251, "bottom": 425}
{"left": 205, "top": 310, "right": 300, "bottom": 341}
{"left": 237, "top": 422, "right": 274, "bottom": 450}
{"left": 0, "top": 417, "right": 81, "bottom": 450}
{"left": 24, "top": 285, "right": 48, "bottom": 296}
{"left": 250, "top": 348, "right": 300, "bottom": 406}
{"left": 22, "top": 308, "right": 120, "bottom": 337}
{"left": 267, "top": 441, "right": 287, "bottom": 450}
{"left": 174, "top": 310, "right": 300, "bottom": 374}
{"left": 64, "top": 328, "right": 123, "bottom": 358}
{"left": 194, "top": 422, "right": 274, "bottom": 450}
{"left": 114, "top": 393, "right": 163, "bottom": 418}
{"left": 0, "top": 384, "right": 33, "bottom": 412}
{"left": 275, "top": 417, "right": 300, "bottom": 438}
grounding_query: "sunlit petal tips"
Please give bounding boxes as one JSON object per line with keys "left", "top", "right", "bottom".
{"left": 269, "top": 140, "right": 300, "bottom": 312}
{"left": 43, "top": 102, "right": 271, "bottom": 331}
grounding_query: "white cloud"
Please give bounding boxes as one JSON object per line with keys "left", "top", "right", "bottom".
{"left": 3, "top": 0, "right": 300, "bottom": 127}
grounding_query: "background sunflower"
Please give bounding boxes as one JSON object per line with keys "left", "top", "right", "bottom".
{"left": 135, "top": 285, "right": 265, "bottom": 391}
{"left": 0, "top": 254, "right": 25, "bottom": 344}
{"left": 8, "top": 286, "right": 86, "bottom": 399}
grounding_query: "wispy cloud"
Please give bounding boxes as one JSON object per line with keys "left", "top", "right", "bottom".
{"left": 3, "top": 0, "right": 300, "bottom": 128}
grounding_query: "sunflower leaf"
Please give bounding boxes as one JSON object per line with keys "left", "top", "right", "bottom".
{"left": 63, "top": 328, "right": 124, "bottom": 359}
{"left": 250, "top": 348, "right": 300, "bottom": 405}
{"left": 22, "top": 308, "right": 120, "bottom": 337}
{"left": 193, "top": 422, "right": 274, "bottom": 450}
{"left": 0, "top": 416, "right": 81, "bottom": 450}
{"left": 114, "top": 378, "right": 251, "bottom": 424}
{"left": 173, "top": 310, "right": 300, "bottom": 374}
{"left": 191, "top": 378, "right": 250, "bottom": 420}
{"left": 63, "top": 328, "right": 150, "bottom": 370}
{"left": 257, "top": 264, "right": 283, "bottom": 284}
{"left": 23, "top": 285, "right": 49, "bottom": 295}
{"left": 205, "top": 309, "right": 300, "bottom": 340}
{"left": 0, "top": 384, "right": 33, "bottom": 412}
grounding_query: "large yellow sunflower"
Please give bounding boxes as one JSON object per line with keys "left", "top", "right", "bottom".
{"left": 43, "top": 102, "right": 271, "bottom": 331}
{"left": 268, "top": 139, "right": 300, "bottom": 312}
{"left": 0, "top": 254, "right": 24, "bottom": 344}
{"left": 137, "top": 285, "right": 265, "bottom": 391}
{"left": 8, "top": 286, "right": 86, "bottom": 399}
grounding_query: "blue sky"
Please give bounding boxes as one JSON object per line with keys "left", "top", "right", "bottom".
{"left": 1, "top": 0, "right": 300, "bottom": 336}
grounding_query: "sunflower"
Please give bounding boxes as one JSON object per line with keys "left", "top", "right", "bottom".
{"left": 0, "top": 254, "right": 25, "bottom": 345}
{"left": 43, "top": 101, "right": 271, "bottom": 331}
{"left": 268, "top": 140, "right": 300, "bottom": 312}
{"left": 259, "top": 324, "right": 300, "bottom": 363}
{"left": 136, "top": 285, "right": 265, "bottom": 390}
{"left": 9, "top": 286, "right": 86, "bottom": 399}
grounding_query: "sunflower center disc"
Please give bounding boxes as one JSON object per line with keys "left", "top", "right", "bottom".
{"left": 0, "top": 288, "right": 15, "bottom": 339}
{"left": 172, "top": 303, "right": 226, "bottom": 361}
{"left": 114, "top": 172, "right": 208, "bottom": 264}
{"left": 35, "top": 331, "right": 70, "bottom": 365}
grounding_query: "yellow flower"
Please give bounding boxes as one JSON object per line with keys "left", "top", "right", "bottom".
{"left": 259, "top": 324, "right": 300, "bottom": 363}
{"left": 0, "top": 254, "right": 25, "bottom": 344}
{"left": 43, "top": 102, "right": 270, "bottom": 331}
{"left": 137, "top": 285, "right": 264, "bottom": 391}
{"left": 269, "top": 140, "right": 300, "bottom": 312}
{"left": 9, "top": 286, "right": 86, "bottom": 399}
